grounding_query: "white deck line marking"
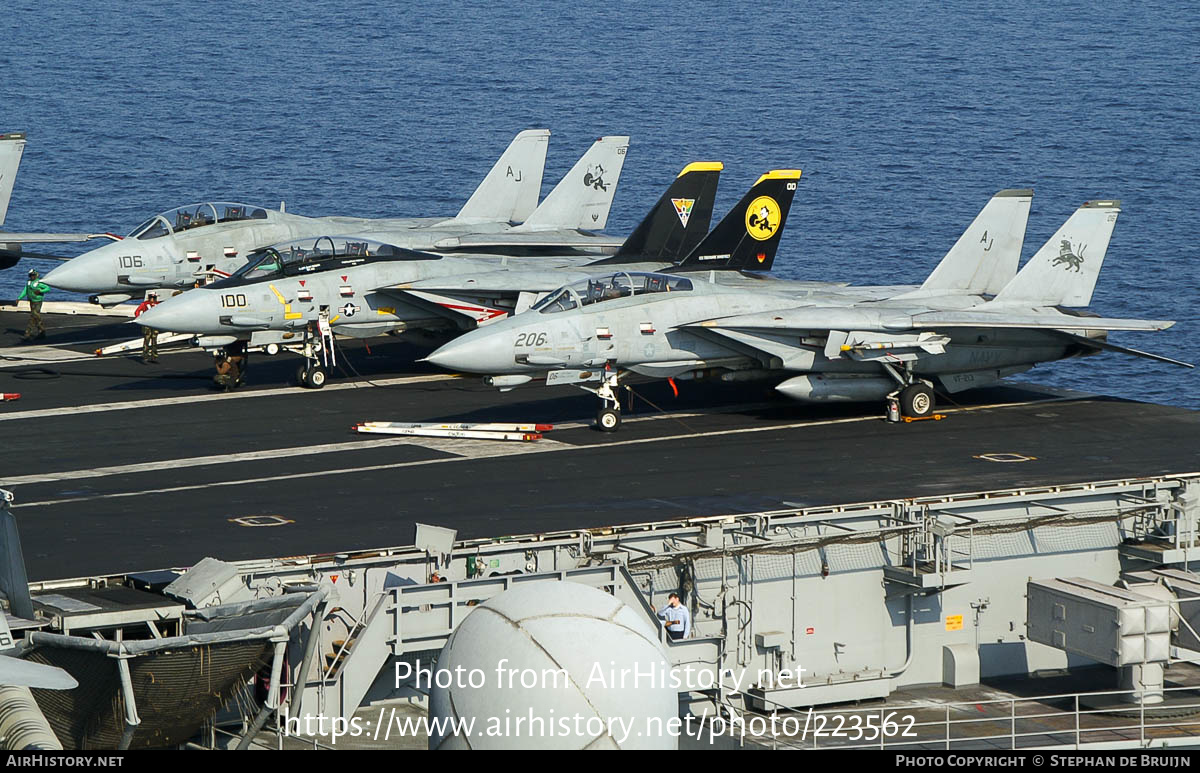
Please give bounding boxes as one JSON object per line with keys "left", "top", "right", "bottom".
{"left": 0, "top": 435, "right": 568, "bottom": 485}
{"left": 0, "top": 373, "right": 461, "bottom": 422}
{"left": 0, "top": 346, "right": 104, "bottom": 368}
{"left": 0, "top": 402, "right": 764, "bottom": 484}
{"left": 1, "top": 408, "right": 731, "bottom": 486}
{"left": 0, "top": 302, "right": 136, "bottom": 318}
{"left": 11, "top": 398, "right": 1068, "bottom": 509}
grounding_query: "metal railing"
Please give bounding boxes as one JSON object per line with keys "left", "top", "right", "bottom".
{"left": 718, "top": 683, "right": 1200, "bottom": 750}
{"left": 321, "top": 606, "right": 368, "bottom": 682}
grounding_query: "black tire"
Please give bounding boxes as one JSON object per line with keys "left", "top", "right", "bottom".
{"left": 264, "top": 343, "right": 280, "bottom": 356}
{"left": 295, "top": 365, "right": 308, "bottom": 386}
{"left": 305, "top": 366, "right": 328, "bottom": 389}
{"left": 596, "top": 407, "right": 621, "bottom": 433}
{"left": 900, "top": 383, "right": 935, "bottom": 418}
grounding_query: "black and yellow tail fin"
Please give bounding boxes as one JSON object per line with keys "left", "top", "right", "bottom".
{"left": 674, "top": 169, "right": 801, "bottom": 272}
{"left": 589, "top": 161, "right": 722, "bottom": 265}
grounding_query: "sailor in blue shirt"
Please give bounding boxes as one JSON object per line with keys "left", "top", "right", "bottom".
{"left": 657, "top": 592, "right": 691, "bottom": 640}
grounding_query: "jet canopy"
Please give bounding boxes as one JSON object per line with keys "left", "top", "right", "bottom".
{"left": 213, "top": 236, "right": 435, "bottom": 287}
{"left": 532, "top": 271, "right": 693, "bottom": 314}
{"left": 128, "top": 202, "right": 271, "bottom": 240}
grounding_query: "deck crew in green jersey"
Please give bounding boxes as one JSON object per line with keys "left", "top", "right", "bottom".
{"left": 18, "top": 269, "right": 50, "bottom": 341}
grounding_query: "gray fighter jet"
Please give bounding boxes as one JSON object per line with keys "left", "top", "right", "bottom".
{"left": 142, "top": 169, "right": 1044, "bottom": 392}
{"left": 39, "top": 132, "right": 631, "bottom": 305}
{"left": 137, "top": 161, "right": 728, "bottom": 387}
{"left": 426, "top": 194, "right": 1190, "bottom": 431}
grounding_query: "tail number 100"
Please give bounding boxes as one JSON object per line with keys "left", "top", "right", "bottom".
{"left": 221, "top": 294, "right": 248, "bottom": 308}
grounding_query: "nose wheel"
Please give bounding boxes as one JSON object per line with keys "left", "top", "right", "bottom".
{"left": 587, "top": 367, "right": 623, "bottom": 432}
{"left": 597, "top": 406, "right": 621, "bottom": 432}
{"left": 296, "top": 365, "right": 327, "bottom": 389}
{"left": 293, "top": 327, "right": 331, "bottom": 389}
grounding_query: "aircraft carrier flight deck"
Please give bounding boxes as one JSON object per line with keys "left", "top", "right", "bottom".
{"left": 3, "top": 306, "right": 1198, "bottom": 582}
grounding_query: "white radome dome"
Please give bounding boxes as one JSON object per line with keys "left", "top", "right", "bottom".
{"left": 429, "top": 582, "right": 678, "bottom": 749}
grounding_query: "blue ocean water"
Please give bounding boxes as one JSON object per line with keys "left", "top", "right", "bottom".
{"left": 1, "top": 1, "right": 1197, "bottom": 407}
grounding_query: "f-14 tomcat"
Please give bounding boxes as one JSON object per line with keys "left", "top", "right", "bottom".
{"left": 425, "top": 195, "right": 1191, "bottom": 431}
{"left": 142, "top": 166, "right": 1058, "bottom": 393}
{"left": 36, "top": 132, "right": 633, "bottom": 305}
{"left": 137, "top": 161, "right": 732, "bottom": 386}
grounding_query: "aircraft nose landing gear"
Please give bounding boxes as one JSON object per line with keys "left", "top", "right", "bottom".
{"left": 588, "top": 367, "right": 623, "bottom": 432}
{"left": 296, "top": 364, "right": 327, "bottom": 389}
{"left": 296, "top": 315, "right": 333, "bottom": 389}
{"left": 295, "top": 336, "right": 327, "bottom": 389}
{"left": 597, "top": 406, "right": 621, "bottom": 432}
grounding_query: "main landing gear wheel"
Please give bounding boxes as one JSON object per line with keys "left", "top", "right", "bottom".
{"left": 900, "top": 383, "right": 935, "bottom": 418}
{"left": 264, "top": 343, "right": 281, "bottom": 356}
{"left": 596, "top": 407, "right": 621, "bottom": 433}
{"left": 302, "top": 366, "right": 327, "bottom": 389}
{"left": 295, "top": 365, "right": 308, "bottom": 386}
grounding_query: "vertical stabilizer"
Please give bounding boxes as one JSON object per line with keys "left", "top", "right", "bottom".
{"left": 920, "top": 188, "right": 1032, "bottom": 295}
{"left": 0, "top": 133, "right": 27, "bottom": 228}
{"left": 0, "top": 490, "right": 33, "bottom": 620}
{"left": 455, "top": 129, "right": 550, "bottom": 224}
{"left": 674, "top": 169, "right": 801, "bottom": 272}
{"left": 516, "top": 135, "right": 630, "bottom": 231}
{"left": 991, "top": 199, "right": 1121, "bottom": 307}
{"left": 590, "top": 162, "right": 722, "bottom": 264}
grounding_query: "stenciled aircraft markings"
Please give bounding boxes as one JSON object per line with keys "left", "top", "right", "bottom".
{"left": 1053, "top": 240, "right": 1086, "bottom": 272}
{"left": 745, "top": 195, "right": 780, "bottom": 240}
{"left": 672, "top": 198, "right": 694, "bottom": 227}
{"left": 269, "top": 283, "right": 303, "bottom": 320}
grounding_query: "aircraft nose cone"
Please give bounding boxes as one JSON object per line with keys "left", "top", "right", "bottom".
{"left": 136, "top": 293, "right": 203, "bottom": 333}
{"left": 44, "top": 256, "right": 109, "bottom": 294}
{"left": 427, "top": 331, "right": 513, "bottom": 374}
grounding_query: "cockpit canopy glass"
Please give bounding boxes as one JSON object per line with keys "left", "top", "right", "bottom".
{"left": 532, "top": 272, "right": 693, "bottom": 314}
{"left": 213, "top": 236, "right": 427, "bottom": 286}
{"left": 128, "top": 202, "right": 269, "bottom": 240}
